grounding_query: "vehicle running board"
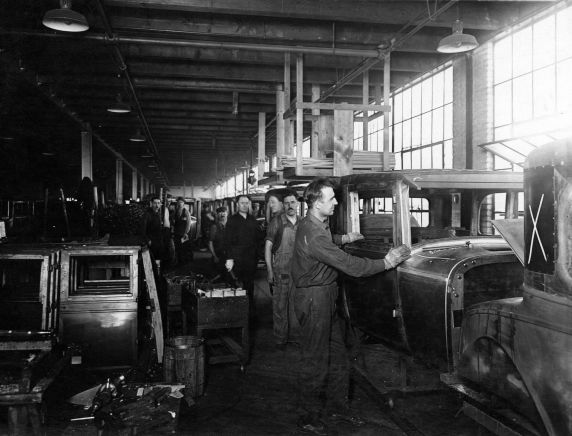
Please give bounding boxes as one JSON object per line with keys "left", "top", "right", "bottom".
{"left": 441, "top": 373, "right": 542, "bottom": 436}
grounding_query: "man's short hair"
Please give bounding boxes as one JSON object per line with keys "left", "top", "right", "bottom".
{"left": 150, "top": 195, "right": 161, "bottom": 202}
{"left": 304, "top": 178, "right": 336, "bottom": 209}
{"left": 176, "top": 196, "right": 185, "bottom": 202}
{"left": 282, "top": 188, "right": 298, "bottom": 201}
{"left": 236, "top": 194, "right": 251, "bottom": 203}
{"left": 216, "top": 206, "right": 228, "bottom": 213}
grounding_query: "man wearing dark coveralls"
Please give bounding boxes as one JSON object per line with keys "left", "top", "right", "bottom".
{"left": 140, "top": 195, "right": 169, "bottom": 263}
{"left": 291, "top": 178, "right": 411, "bottom": 435}
{"left": 172, "top": 197, "right": 192, "bottom": 265}
{"left": 224, "top": 194, "right": 261, "bottom": 309}
{"left": 265, "top": 189, "right": 301, "bottom": 349}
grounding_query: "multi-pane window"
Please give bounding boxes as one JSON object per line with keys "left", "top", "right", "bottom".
{"left": 493, "top": 4, "right": 572, "bottom": 151}
{"left": 353, "top": 63, "right": 453, "bottom": 170}
{"left": 358, "top": 197, "right": 429, "bottom": 227}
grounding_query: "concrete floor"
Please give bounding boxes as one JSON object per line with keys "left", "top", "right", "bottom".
{"left": 0, "top": 248, "right": 492, "bottom": 436}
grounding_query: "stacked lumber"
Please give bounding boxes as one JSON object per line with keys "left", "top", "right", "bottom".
{"left": 280, "top": 151, "right": 395, "bottom": 172}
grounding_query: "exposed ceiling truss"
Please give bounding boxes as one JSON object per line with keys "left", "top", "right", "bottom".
{"left": 0, "top": 0, "right": 557, "bottom": 193}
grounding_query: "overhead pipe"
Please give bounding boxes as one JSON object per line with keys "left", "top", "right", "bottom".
{"left": 317, "top": 0, "right": 459, "bottom": 103}
{"left": 94, "top": 0, "right": 168, "bottom": 185}
{"left": 2, "top": 29, "right": 383, "bottom": 59}
{"left": 252, "top": 0, "right": 459, "bottom": 142}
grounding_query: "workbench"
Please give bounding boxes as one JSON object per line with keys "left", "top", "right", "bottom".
{"left": 184, "top": 288, "right": 249, "bottom": 370}
{"left": 0, "top": 336, "right": 70, "bottom": 436}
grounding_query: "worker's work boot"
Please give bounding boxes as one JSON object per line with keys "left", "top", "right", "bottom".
{"left": 297, "top": 414, "right": 328, "bottom": 435}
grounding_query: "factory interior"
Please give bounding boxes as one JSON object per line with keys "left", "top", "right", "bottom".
{"left": 1, "top": 0, "right": 572, "bottom": 435}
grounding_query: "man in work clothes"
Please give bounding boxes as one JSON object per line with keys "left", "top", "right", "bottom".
{"left": 172, "top": 197, "right": 192, "bottom": 265}
{"left": 291, "top": 178, "right": 411, "bottom": 435}
{"left": 264, "top": 189, "right": 301, "bottom": 349}
{"left": 140, "top": 195, "right": 170, "bottom": 266}
{"left": 225, "top": 194, "right": 262, "bottom": 310}
{"left": 209, "top": 206, "right": 228, "bottom": 276}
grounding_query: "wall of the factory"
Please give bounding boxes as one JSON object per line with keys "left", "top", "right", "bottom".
{"left": 471, "top": 43, "right": 495, "bottom": 170}
{"left": 168, "top": 185, "right": 213, "bottom": 200}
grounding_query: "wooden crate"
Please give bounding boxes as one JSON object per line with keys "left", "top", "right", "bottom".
{"left": 185, "top": 292, "right": 249, "bottom": 367}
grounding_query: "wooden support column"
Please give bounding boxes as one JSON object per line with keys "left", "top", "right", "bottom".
{"left": 81, "top": 129, "right": 92, "bottom": 180}
{"left": 383, "top": 53, "right": 391, "bottom": 170}
{"left": 375, "top": 81, "right": 382, "bottom": 104}
{"left": 115, "top": 159, "right": 124, "bottom": 204}
{"left": 505, "top": 191, "right": 519, "bottom": 219}
{"left": 333, "top": 109, "right": 354, "bottom": 177}
{"left": 140, "top": 173, "right": 145, "bottom": 199}
{"left": 276, "top": 89, "right": 285, "bottom": 172}
{"left": 392, "top": 179, "right": 411, "bottom": 247}
{"left": 451, "top": 193, "right": 461, "bottom": 228}
{"left": 311, "top": 84, "right": 320, "bottom": 157}
{"left": 362, "top": 71, "right": 369, "bottom": 151}
{"left": 258, "top": 112, "right": 266, "bottom": 181}
{"left": 284, "top": 54, "right": 293, "bottom": 156}
{"left": 318, "top": 115, "right": 334, "bottom": 158}
{"left": 131, "top": 169, "right": 138, "bottom": 201}
{"left": 296, "top": 54, "right": 303, "bottom": 175}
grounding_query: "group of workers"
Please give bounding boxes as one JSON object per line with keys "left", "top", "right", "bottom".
{"left": 140, "top": 179, "right": 411, "bottom": 436}
{"left": 139, "top": 195, "right": 193, "bottom": 269}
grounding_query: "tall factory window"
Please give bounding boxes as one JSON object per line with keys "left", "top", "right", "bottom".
{"left": 353, "top": 63, "right": 453, "bottom": 170}
{"left": 486, "top": 3, "right": 572, "bottom": 171}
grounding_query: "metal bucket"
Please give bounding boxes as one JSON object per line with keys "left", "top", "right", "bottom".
{"left": 163, "top": 335, "right": 205, "bottom": 397}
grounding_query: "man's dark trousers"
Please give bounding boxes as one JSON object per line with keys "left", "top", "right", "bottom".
{"left": 293, "top": 283, "right": 349, "bottom": 418}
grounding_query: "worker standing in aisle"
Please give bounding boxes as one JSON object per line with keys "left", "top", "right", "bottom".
{"left": 208, "top": 206, "right": 228, "bottom": 277}
{"left": 140, "top": 195, "right": 171, "bottom": 270}
{"left": 172, "top": 197, "right": 192, "bottom": 266}
{"left": 264, "top": 189, "right": 301, "bottom": 349}
{"left": 291, "top": 178, "right": 411, "bottom": 435}
{"left": 224, "top": 194, "right": 262, "bottom": 314}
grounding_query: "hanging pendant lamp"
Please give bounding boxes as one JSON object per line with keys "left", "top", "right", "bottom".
{"left": 130, "top": 129, "right": 147, "bottom": 142}
{"left": 437, "top": 20, "right": 478, "bottom": 54}
{"left": 43, "top": 0, "right": 89, "bottom": 32}
{"left": 107, "top": 93, "right": 131, "bottom": 114}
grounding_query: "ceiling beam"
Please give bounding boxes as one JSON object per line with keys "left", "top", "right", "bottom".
{"left": 103, "top": 0, "right": 545, "bottom": 29}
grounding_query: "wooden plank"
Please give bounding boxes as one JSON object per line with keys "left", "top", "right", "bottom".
{"left": 276, "top": 89, "right": 285, "bottom": 170}
{"left": 299, "top": 102, "right": 390, "bottom": 113}
{"left": 333, "top": 109, "right": 354, "bottom": 177}
{"left": 296, "top": 54, "right": 303, "bottom": 175}
{"left": 362, "top": 70, "right": 369, "bottom": 151}
{"left": 141, "top": 248, "right": 164, "bottom": 363}
{"left": 383, "top": 53, "right": 391, "bottom": 170}
{"left": 311, "top": 84, "right": 320, "bottom": 158}
{"left": 258, "top": 112, "right": 265, "bottom": 181}
{"left": 318, "top": 114, "right": 334, "bottom": 158}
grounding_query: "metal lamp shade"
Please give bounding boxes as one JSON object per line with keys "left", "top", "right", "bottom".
{"left": 130, "top": 131, "right": 147, "bottom": 142}
{"left": 437, "top": 20, "right": 478, "bottom": 54}
{"left": 42, "top": 2, "right": 88, "bottom": 32}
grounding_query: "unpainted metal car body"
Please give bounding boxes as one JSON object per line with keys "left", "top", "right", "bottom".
{"left": 442, "top": 140, "right": 572, "bottom": 436}
{"left": 338, "top": 170, "right": 524, "bottom": 369}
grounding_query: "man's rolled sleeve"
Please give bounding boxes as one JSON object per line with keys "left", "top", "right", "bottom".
{"left": 308, "top": 231, "right": 386, "bottom": 278}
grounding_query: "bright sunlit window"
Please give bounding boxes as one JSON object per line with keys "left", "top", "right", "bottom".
{"left": 353, "top": 63, "right": 453, "bottom": 170}
{"left": 492, "top": 4, "right": 572, "bottom": 170}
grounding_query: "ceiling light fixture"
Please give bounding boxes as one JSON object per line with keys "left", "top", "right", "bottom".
{"left": 107, "top": 93, "right": 131, "bottom": 114}
{"left": 42, "top": 0, "right": 89, "bottom": 33}
{"left": 437, "top": 19, "right": 478, "bottom": 54}
{"left": 129, "top": 129, "right": 146, "bottom": 142}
